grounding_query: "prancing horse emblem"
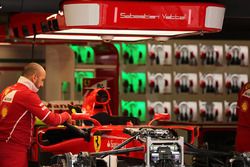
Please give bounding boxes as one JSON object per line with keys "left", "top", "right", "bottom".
{"left": 94, "top": 135, "right": 101, "bottom": 152}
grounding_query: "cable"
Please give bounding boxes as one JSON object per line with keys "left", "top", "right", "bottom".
{"left": 31, "top": 32, "right": 36, "bottom": 60}
{"left": 185, "top": 142, "right": 234, "bottom": 167}
{"left": 90, "top": 147, "right": 144, "bottom": 157}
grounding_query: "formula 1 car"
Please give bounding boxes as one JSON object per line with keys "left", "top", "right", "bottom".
{"left": 32, "top": 88, "right": 244, "bottom": 167}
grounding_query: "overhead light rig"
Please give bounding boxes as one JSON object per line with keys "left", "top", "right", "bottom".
{"left": 8, "top": 0, "right": 225, "bottom": 43}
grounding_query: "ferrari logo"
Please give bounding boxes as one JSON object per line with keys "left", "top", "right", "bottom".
{"left": 71, "top": 108, "right": 77, "bottom": 114}
{"left": 94, "top": 135, "right": 101, "bottom": 152}
{"left": 241, "top": 101, "right": 248, "bottom": 112}
{"left": 83, "top": 79, "right": 90, "bottom": 87}
{"left": 1, "top": 107, "right": 8, "bottom": 119}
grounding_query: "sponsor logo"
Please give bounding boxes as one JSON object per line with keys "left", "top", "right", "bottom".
{"left": 3, "top": 97, "right": 12, "bottom": 102}
{"left": 41, "top": 106, "right": 47, "bottom": 111}
{"left": 1, "top": 107, "right": 8, "bottom": 119}
{"left": 243, "top": 89, "right": 250, "bottom": 98}
{"left": 241, "top": 101, "right": 248, "bottom": 112}
{"left": 2, "top": 90, "right": 17, "bottom": 103}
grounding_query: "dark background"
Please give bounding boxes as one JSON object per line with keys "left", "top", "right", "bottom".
{"left": 0, "top": 0, "right": 250, "bottom": 40}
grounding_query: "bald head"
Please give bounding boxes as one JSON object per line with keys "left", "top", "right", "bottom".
{"left": 22, "top": 63, "right": 45, "bottom": 77}
{"left": 23, "top": 62, "right": 46, "bottom": 89}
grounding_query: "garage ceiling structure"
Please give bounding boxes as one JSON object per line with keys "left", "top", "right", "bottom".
{"left": 187, "top": 0, "right": 250, "bottom": 40}
{"left": 0, "top": 0, "right": 250, "bottom": 41}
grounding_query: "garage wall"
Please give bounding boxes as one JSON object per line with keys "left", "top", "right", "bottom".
{"left": 0, "top": 44, "right": 45, "bottom": 98}
{"left": 45, "top": 45, "right": 75, "bottom": 101}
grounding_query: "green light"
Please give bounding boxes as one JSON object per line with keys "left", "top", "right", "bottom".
{"left": 121, "top": 100, "right": 146, "bottom": 122}
{"left": 121, "top": 43, "right": 147, "bottom": 64}
{"left": 114, "top": 43, "right": 121, "bottom": 55}
{"left": 79, "top": 46, "right": 95, "bottom": 64}
{"left": 69, "top": 45, "right": 95, "bottom": 64}
{"left": 121, "top": 71, "right": 146, "bottom": 93}
{"left": 74, "top": 71, "right": 94, "bottom": 92}
{"left": 69, "top": 44, "right": 79, "bottom": 53}
{"left": 61, "top": 81, "right": 70, "bottom": 93}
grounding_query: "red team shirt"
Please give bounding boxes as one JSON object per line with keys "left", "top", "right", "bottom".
{"left": 0, "top": 76, "right": 71, "bottom": 166}
{"left": 236, "top": 82, "right": 250, "bottom": 152}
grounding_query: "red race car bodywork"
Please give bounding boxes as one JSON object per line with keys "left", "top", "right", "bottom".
{"left": 33, "top": 88, "right": 199, "bottom": 166}
{"left": 37, "top": 123, "right": 197, "bottom": 157}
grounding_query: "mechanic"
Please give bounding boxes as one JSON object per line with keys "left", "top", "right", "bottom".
{"left": 0, "top": 62, "right": 72, "bottom": 167}
{"left": 235, "top": 82, "right": 250, "bottom": 152}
